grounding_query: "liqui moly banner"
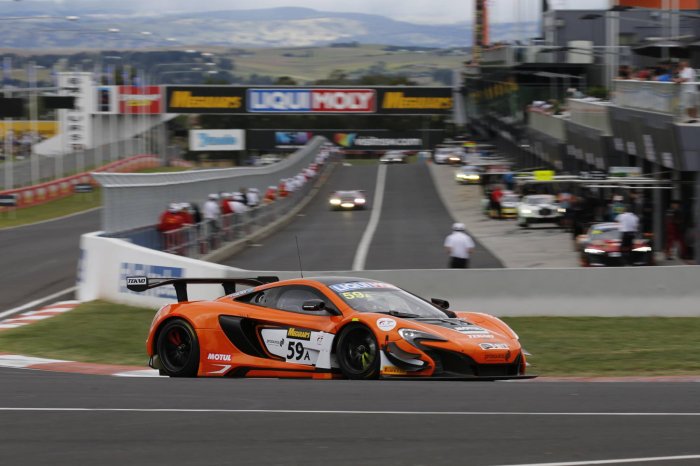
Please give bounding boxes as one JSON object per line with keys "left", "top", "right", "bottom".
{"left": 119, "top": 86, "right": 162, "bottom": 114}
{"left": 247, "top": 88, "right": 376, "bottom": 113}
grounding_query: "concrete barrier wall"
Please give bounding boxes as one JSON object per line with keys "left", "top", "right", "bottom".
{"left": 78, "top": 231, "right": 700, "bottom": 316}
{"left": 94, "top": 137, "right": 327, "bottom": 233}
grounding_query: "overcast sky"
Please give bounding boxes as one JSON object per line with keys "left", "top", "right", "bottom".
{"left": 38, "top": 0, "right": 612, "bottom": 24}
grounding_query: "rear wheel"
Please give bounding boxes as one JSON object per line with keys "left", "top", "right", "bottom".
{"left": 156, "top": 319, "right": 200, "bottom": 377}
{"left": 336, "top": 324, "right": 380, "bottom": 380}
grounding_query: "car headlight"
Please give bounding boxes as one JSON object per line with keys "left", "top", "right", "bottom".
{"left": 521, "top": 208, "right": 532, "bottom": 214}
{"left": 633, "top": 246, "right": 652, "bottom": 252}
{"left": 584, "top": 248, "right": 606, "bottom": 255}
{"left": 466, "top": 174, "right": 480, "bottom": 180}
{"left": 557, "top": 208, "right": 566, "bottom": 213}
{"left": 398, "top": 328, "right": 447, "bottom": 347}
{"left": 354, "top": 198, "right": 366, "bottom": 204}
{"left": 330, "top": 199, "right": 341, "bottom": 205}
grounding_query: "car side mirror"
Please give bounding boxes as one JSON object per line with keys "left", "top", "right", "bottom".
{"left": 302, "top": 299, "right": 341, "bottom": 316}
{"left": 431, "top": 298, "right": 450, "bottom": 309}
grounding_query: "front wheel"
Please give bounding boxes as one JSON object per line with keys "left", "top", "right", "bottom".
{"left": 156, "top": 319, "right": 200, "bottom": 377}
{"left": 336, "top": 324, "right": 380, "bottom": 380}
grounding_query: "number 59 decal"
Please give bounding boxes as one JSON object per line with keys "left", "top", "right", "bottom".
{"left": 287, "top": 341, "right": 310, "bottom": 362}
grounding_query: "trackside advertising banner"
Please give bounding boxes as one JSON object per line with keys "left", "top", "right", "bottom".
{"left": 189, "top": 129, "right": 246, "bottom": 151}
{"left": 119, "top": 86, "right": 162, "bottom": 114}
{"left": 248, "top": 129, "right": 446, "bottom": 150}
{"left": 165, "top": 86, "right": 452, "bottom": 115}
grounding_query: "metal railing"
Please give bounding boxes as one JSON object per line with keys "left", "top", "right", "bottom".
{"left": 613, "top": 79, "right": 699, "bottom": 119}
{"left": 106, "top": 163, "right": 323, "bottom": 259}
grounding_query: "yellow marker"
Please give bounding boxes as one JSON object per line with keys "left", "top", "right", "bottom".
{"left": 352, "top": 318, "right": 359, "bottom": 322}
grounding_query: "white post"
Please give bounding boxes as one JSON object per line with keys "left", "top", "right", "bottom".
{"left": 3, "top": 57, "right": 13, "bottom": 191}
{"left": 28, "top": 61, "right": 39, "bottom": 184}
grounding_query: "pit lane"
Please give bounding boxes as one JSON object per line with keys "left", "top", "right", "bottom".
{"left": 221, "top": 161, "right": 502, "bottom": 270}
{"left": 1, "top": 367, "right": 698, "bottom": 465}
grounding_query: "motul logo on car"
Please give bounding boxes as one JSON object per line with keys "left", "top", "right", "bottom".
{"left": 207, "top": 353, "right": 232, "bottom": 361}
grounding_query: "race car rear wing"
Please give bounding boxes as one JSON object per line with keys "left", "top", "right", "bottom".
{"left": 125, "top": 276, "right": 279, "bottom": 302}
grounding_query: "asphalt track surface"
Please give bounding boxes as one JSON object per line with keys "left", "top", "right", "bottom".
{"left": 223, "top": 162, "right": 502, "bottom": 271}
{"left": 1, "top": 367, "right": 699, "bottom": 466}
{"left": 0, "top": 209, "right": 100, "bottom": 311}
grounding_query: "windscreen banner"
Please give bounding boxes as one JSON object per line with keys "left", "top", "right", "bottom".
{"left": 165, "top": 86, "right": 452, "bottom": 115}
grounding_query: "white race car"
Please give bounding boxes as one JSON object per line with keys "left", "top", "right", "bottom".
{"left": 517, "top": 194, "right": 564, "bottom": 227}
{"left": 329, "top": 190, "right": 367, "bottom": 210}
{"left": 379, "top": 150, "right": 409, "bottom": 164}
{"left": 434, "top": 147, "right": 466, "bottom": 165}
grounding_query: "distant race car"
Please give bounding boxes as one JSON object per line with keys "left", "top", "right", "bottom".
{"left": 128, "top": 276, "right": 533, "bottom": 380}
{"left": 481, "top": 191, "right": 520, "bottom": 219}
{"left": 434, "top": 147, "right": 466, "bottom": 165}
{"left": 379, "top": 150, "right": 409, "bottom": 164}
{"left": 517, "top": 194, "right": 564, "bottom": 227}
{"left": 329, "top": 190, "right": 366, "bottom": 210}
{"left": 576, "top": 222, "right": 655, "bottom": 267}
{"left": 455, "top": 165, "right": 482, "bottom": 184}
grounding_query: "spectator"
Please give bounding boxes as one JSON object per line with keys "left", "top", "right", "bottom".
{"left": 674, "top": 61, "right": 698, "bottom": 123}
{"left": 228, "top": 193, "right": 249, "bottom": 214}
{"left": 158, "top": 203, "right": 189, "bottom": 232}
{"left": 616, "top": 206, "right": 639, "bottom": 266}
{"left": 220, "top": 193, "right": 233, "bottom": 215}
{"left": 247, "top": 188, "right": 260, "bottom": 208}
{"left": 490, "top": 185, "right": 503, "bottom": 219}
{"left": 665, "top": 200, "right": 685, "bottom": 260}
{"left": 203, "top": 193, "right": 221, "bottom": 227}
{"left": 264, "top": 185, "right": 278, "bottom": 204}
{"left": 188, "top": 202, "right": 202, "bottom": 225}
{"left": 444, "top": 222, "right": 475, "bottom": 269}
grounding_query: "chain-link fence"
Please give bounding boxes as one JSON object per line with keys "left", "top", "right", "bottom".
{"left": 0, "top": 139, "right": 146, "bottom": 190}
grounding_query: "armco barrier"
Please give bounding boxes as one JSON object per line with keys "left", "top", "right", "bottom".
{"left": 93, "top": 137, "right": 327, "bottom": 234}
{"left": 78, "top": 230, "right": 700, "bottom": 316}
{"left": 0, "top": 154, "right": 160, "bottom": 209}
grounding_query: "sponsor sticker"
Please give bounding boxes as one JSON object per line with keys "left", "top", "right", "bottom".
{"left": 229, "top": 287, "right": 254, "bottom": 298}
{"left": 382, "top": 366, "right": 408, "bottom": 376}
{"left": 207, "top": 353, "right": 232, "bottom": 362}
{"left": 479, "top": 343, "right": 509, "bottom": 350}
{"left": 377, "top": 318, "right": 396, "bottom": 332}
{"left": 126, "top": 277, "right": 147, "bottom": 286}
{"left": 287, "top": 327, "right": 312, "bottom": 341}
{"left": 454, "top": 325, "right": 490, "bottom": 335}
{"left": 329, "top": 281, "right": 397, "bottom": 293}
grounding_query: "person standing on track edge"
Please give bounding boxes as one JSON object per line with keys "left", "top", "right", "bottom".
{"left": 616, "top": 206, "right": 639, "bottom": 266}
{"left": 444, "top": 222, "right": 475, "bottom": 268}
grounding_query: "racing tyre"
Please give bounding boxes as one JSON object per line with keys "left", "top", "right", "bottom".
{"left": 156, "top": 319, "right": 200, "bottom": 377}
{"left": 336, "top": 324, "right": 380, "bottom": 380}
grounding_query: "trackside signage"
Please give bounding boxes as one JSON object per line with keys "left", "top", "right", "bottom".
{"left": 164, "top": 86, "right": 452, "bottom": 115}
{"left": 247, "top": 89, "right": 375, "bottom": 113}
{"left": 189, "top": 130, "right": 246, "bottom": 151}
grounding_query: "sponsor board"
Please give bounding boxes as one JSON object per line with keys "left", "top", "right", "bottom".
{"left": 165, "top": 86, "right": 451, "bottom": 115}
{"left": 377, "top": 318, "right": 397, "bottom": 332}
{"left": 248, "top": 129, "right": 444, "bottom": 151}
{"left": 95, "top": 86, "right": 118, "bottom": 114}
{"left": 58, "top": 72, "right": 93, "bottom": 152}
{"left": 118, "top": 86, "right": 162, "bottom": 114}
{"left": 247, "top": 88, "right": 375, "bottom": 113}
{"left": 382, "top": 366, "right": 408, "bottom": 376}
{"left": 189, "top": 129, "right": 245, "bottom": 151}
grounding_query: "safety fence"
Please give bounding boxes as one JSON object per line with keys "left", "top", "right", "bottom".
{"left": 0, "top": 154, "right": 160, "bottom": 209}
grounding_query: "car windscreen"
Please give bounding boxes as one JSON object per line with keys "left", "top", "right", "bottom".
{"left": 502, "top": 194, "right": 519, "bottom": 203}
{"left": 328, "top": 282, "right": 446, "bottom": 318}
{"left": 526, "top": 197, "right": 553, "bottom": 205}
{"left": 589, "top": 228, "right": 622, "bottom": 241}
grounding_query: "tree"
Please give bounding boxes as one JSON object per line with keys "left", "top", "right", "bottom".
{"left": 274, "top": 76, "right": 298, "bottom": 85}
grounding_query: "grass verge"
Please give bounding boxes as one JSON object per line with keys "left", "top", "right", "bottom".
{"left": 503, "top": 316, "right": 700, "bottom": 376}
{"left": 1, "top": 304, "right": 699, "bottom": 376}
{"left": 0, "top": 188, "right": 102, "bottom": 229}
{"left": 0, "top": 300, "right": 153, "bottom": 366}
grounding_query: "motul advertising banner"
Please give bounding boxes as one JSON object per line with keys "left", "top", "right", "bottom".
{"left": 165, "top": 86, "right": 452, "bottom": 115}
{"left": 119, "top": 86, "right": 162, "bottom": 114}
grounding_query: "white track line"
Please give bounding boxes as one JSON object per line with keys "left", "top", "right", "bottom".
{"left": 0, "top": 287, "right": 77, "bottom": 321}
{"left": 0, "top": 408, "right": 699, "bottom": 416}
{"left": 352, "top": 164, "right": 387, "bottom": 271}
{"left": 492, "top": 455, "right": 700, "bottom": 466}
{"left": 0, "top": 207, "right": 101, "bottom": 232}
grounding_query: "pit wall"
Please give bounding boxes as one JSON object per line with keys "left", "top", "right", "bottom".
{"left": 78, "top": 231, "right": 700, "bottom": 317}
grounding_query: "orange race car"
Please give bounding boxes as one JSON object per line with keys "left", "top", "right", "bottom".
{"left": 127, "top": 276, "right": 533, "bottom": 380}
